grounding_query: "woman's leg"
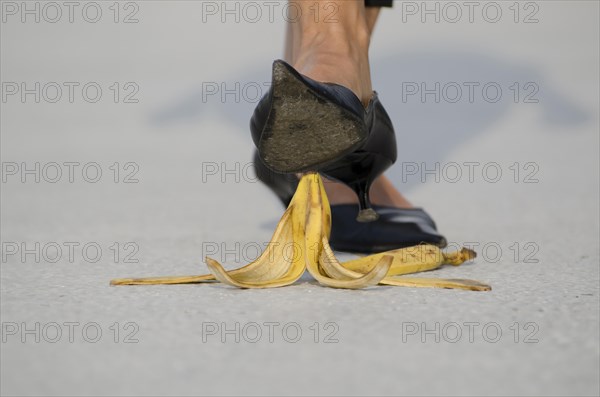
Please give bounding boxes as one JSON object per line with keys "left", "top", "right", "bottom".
{"left": 283, "top": 0, "right": 373, "bottom": 105}
{"left": 365, "top": 6, "right": 381, "bottom": 35}
{"left": 283, "top": 0, "right": 413, "bottom": 208}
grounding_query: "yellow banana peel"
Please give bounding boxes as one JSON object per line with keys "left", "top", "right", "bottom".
{"left": 110, "top": 173, "right": 490, "bottom": 291}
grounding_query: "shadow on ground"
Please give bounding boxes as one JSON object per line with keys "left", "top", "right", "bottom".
{"left": 149, "top": 48, "right": 589, "bottom": 190}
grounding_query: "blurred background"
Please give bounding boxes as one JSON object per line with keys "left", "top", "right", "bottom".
{"left": 1, "top": 1, "right": 599, "bottom": 396}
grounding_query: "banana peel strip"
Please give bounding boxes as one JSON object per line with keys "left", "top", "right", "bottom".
{"left": 319, "top": 238, "right": 490, "bottom": 291}
{"left": 109, "top": 208, "right": 294, "bottom": 287}
{"left": 110, "top": 173, "right": 490, "bottom": 291}
{"left": 303, "top": 174, "right": 392, "bottom": 289}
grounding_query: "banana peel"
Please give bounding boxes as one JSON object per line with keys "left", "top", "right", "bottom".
{"left": 110, "top": 173, "right": 490, "bottom": 291}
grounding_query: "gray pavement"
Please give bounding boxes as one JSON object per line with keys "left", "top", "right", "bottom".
{"left": 1, "top": 1, "right": 599, "bottom": 396}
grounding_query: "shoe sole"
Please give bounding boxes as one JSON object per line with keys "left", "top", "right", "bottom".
{"left": 258, "top": 61, "right": 367, "bottom": 173}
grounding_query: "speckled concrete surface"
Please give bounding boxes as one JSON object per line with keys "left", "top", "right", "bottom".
{"left": 1, "top": 2, "right": 598, "bottom": 396}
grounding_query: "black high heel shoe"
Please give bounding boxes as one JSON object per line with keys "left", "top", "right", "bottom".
{"left": 252, "top": 151, "right": 447, "bottom": 254}
{"left": 251, "top": 59, "right": 396, "bottom": 222}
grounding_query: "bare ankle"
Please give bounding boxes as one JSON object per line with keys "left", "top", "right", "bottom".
{"left": 290, "top": 33, "right": 372, "bottom": 105}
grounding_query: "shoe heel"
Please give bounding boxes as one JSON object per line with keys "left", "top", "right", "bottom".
{"left": 349, "top": 179, "right": 379, "bottom": 222}
{"left": 323, "top": 152, "right": 393, "bottom": 222}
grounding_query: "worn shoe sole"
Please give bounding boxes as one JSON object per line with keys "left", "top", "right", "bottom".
{"left": 258, "top": 61, "right": 367, "bottom": 173}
